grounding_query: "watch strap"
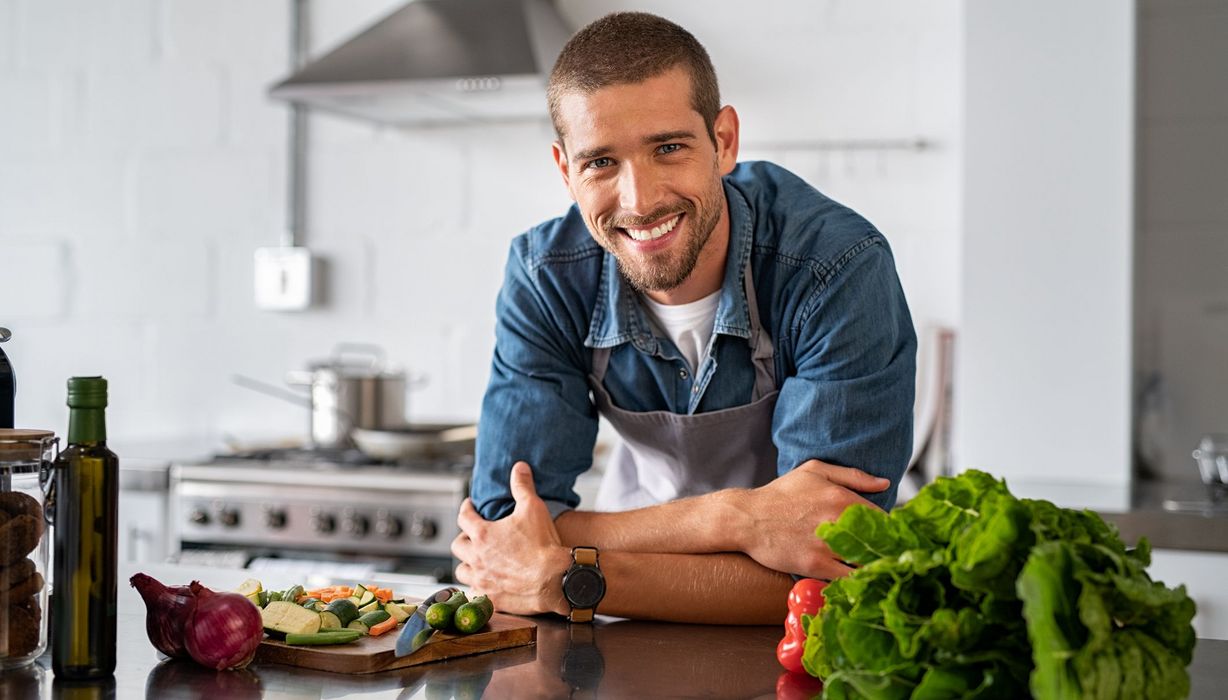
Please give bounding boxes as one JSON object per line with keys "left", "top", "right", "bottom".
{"left": 566, "top": 546, "right": 601, "bottom": 623}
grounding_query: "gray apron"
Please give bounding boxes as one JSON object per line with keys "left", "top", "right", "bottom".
{"left": 589, "top": 258, "right": 780, "bottom": 510}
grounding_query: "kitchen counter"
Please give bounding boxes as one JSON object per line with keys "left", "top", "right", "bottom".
{"left": 4, "top": 562, "right": 1226, "bottom": 699}
{"left": 1098, "top": 479, "right": 1228, "bottom": 553}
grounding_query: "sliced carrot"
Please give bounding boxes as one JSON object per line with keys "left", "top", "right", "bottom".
{"left": 367, "top": 615, "right": 399, "bottom": 637}
{"left": 373, "top": 589, "right": 393, "bottom": 604}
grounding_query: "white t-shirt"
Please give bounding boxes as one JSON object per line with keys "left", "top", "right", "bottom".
{"left": 641, "top": 290, "right": 722, "bottom": 373}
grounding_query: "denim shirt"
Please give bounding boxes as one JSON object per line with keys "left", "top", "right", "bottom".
{"left": 472, "top": 161, "right": 917, "bottom": 521}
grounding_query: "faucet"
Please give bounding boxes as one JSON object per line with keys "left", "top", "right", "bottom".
{"left": 0, "top": 327, "right": 13, "bottom": 429}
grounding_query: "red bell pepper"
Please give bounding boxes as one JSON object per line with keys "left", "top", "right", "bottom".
{"left": 776, "top": 578, "right": 826, "bottom": 673}
{"left": 776, "top": 670, "right": 826, "bottom": 700}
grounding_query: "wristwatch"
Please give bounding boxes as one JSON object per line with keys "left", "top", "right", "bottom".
{"left": 561, "top": 546, "right": 605, "bottom": 622}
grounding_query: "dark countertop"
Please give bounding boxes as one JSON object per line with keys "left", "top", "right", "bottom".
{"left": 4, "top": 566, "right": 1225, "bottom": 699}
{"left": 1099, "top": 480, "right": 1228, "bottom": 553}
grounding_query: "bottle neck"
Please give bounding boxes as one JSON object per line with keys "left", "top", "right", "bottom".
{"left": 68, "top": 407, "right": 107, "bottom": 445}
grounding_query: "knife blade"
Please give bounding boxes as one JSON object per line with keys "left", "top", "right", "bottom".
{"left": 395, "top": 586, "right": 460, "bottom": 657}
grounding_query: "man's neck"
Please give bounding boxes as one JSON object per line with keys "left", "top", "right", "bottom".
{"left": 644, "top": 203, "right": 731, "bottom": 306}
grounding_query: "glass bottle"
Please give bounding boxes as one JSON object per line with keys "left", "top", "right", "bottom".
{"left": 50, "top": 377, "right": 118, "bottom": 680}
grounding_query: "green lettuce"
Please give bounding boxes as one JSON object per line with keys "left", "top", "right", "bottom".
{"left": 802, "top": 470, "right": 1197, "bottom": 699}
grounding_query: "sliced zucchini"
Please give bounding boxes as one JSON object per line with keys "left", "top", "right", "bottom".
{"left": 356, "top": 610, "right": 391, "bottom": 628}
{"left": 283, "top": 584, "right": 306, "bottom": 603}
{"left": 399, "top": 603, "right": 418, "bottom": 616}
{"left": 300, "top": 597, "right": 323, "bottom": 611}
{"left": 384, "top": 601, "right": 410, "bottom": 623}
{"left": 262, "top": 600, "right": 322, "bottom": 636}
{"left": 358, "top": 600, "right": 381, "bottom": 615}
{"left": 326, "top": 599, "right": 361, "bottom": 627}
{"left": 353, "top": 583, "right": 368, "bottom": 598}
{"left": 319, "top": 611, "right": 342, "bottom": 630}
{"left": 357, "top": 590, "right": 376, "bottom": 607}
{"left": 347, "top": 620, "right": 370, "bottom": 635}
{"left": 236, "top": 578, "right": 263, "bottom": 606}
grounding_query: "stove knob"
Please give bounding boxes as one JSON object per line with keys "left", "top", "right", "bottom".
{"left": 375, "top": 515, "right": 404, "bottom": 539}
{"left": 219, "top": 509, "right": 241, "bottom": 528}
{"left": 265, "top": 509, "right": 288, "bottom": 529}
{"left": 312, "top": 513, "right": 337, "bottom": 534}
{"left": 410, "top": 516, "right": 438, "bottom": 541}
{"left": 344, "top": 515, "right": 370, "bottom": 537}
{"left": 189, "top": 509, "right": 210, "bottom": 526}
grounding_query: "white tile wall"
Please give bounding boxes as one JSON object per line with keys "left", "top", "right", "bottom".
{"left": 1, "top": 0, "right": 961, "bottom": 447}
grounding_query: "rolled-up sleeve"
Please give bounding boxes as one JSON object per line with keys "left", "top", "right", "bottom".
{"left": 772, "top": 237, "right": 917, "bottom": 510}
{"left": 471, "top": 241, "right": 599, "bottom": 521}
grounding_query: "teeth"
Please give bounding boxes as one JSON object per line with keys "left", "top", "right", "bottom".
{"left": 625, "top": 215, "right": 680, "bottom": 242}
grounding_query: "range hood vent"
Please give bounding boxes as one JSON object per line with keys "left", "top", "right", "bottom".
{"left": 269, "top": 0, "right": 571, "bottom": 126}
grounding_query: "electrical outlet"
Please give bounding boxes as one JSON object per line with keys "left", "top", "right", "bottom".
{"left": 254, "top": 247, "right": 314, "bottom": 311}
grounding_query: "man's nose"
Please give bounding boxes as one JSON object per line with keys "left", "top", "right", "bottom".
{"left": 617, "top": 163, "right": 663, "bottom": 216}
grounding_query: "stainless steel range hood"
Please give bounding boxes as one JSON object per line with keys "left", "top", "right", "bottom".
{"left": 269, "top": 0, "right": 571, "bottom": 126}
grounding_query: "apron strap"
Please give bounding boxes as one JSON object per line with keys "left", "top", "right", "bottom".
{"left": 591, "top": 345, "right": 613, "bottom": 383}
{"left": 741, "top": 255, "right": 777, "bottom": 401}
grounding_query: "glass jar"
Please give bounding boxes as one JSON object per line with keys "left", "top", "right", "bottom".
{"left": 0, "top": 428, "right": 56, "bottom": 670}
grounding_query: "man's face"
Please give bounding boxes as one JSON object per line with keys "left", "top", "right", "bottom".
{"left": 552, "top": 67, "right": 739, "bottom": 295}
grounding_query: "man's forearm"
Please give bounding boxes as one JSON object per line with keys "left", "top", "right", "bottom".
{"left": 554, "top": 489, "right": 751, "bottom": 554}
{"left": 597, "top": 550, "right": 790, "bottom": 624}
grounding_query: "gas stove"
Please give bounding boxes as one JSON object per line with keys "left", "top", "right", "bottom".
{"left": 169, "top": 448, "right": 472, "bottom": 582}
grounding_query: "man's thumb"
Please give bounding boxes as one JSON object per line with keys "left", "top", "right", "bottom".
{"left": 509, "top": 461, "right": 537, "bottom": 503}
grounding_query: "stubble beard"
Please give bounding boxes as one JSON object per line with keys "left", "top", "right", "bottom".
{"left": 599, "top": 178, "right": 725, "bottom": 294}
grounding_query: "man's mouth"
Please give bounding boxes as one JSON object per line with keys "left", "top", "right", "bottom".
{"left": 620, "top": 214, "right": 682, "bottom": 242}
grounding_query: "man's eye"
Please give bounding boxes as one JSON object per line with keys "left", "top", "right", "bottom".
{"left": 658, "top": 143, "right": 682, "bottom": 154}
{"left": 585, "top": 157, "right": 613, "bottom": 170}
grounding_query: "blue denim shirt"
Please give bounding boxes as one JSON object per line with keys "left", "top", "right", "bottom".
{"left": 472, "top": 161, "right": 916, "bottom": 520}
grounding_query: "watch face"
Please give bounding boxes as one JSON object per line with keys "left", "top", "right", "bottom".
{"left": 564, "top": 567, "right": 606, "bottom": 609}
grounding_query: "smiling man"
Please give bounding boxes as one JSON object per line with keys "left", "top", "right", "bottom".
{"left": 454, "top": 12, "right": 916, "bottom": 624}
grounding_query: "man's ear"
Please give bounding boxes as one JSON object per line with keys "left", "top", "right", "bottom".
{"left": 713, "top": 105, "right": 740, "bottom": 176}
{"left": 551, "top": 140, "right": 575, "bottom": 199}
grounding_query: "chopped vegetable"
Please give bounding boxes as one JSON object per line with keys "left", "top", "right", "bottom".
{"left": 261, "top": 601, "right": 322, "bottom": 636}
{"left": 367, "top": 615, "right": 399, "bottom": 637}
{"left": 285, "top": 630, "right": 363, "bottom": 646}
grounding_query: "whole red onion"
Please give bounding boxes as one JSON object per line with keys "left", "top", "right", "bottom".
{"left": 130, "top": 573, "right": 198, "bottom": 659}
{"left": 183, "top": 581, "right": 264, "bottom": 670}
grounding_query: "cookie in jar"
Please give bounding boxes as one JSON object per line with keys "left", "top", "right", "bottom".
{"left": 0, "top": 429, "right": 55, "bottom": 669}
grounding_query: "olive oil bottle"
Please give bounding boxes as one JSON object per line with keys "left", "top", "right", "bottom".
{"left": 50, "top": 376, "right": 118, "bottom": 679}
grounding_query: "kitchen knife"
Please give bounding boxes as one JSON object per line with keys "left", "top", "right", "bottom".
{"left": 395, "top": 586, "right": 460, "bottom": 657}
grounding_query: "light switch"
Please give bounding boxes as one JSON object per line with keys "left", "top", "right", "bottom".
{"left": 254, "top": 247, "right": 314, "bottom": 311}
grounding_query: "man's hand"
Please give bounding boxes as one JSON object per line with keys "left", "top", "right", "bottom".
{"left": 452, "top": 461, "right": 572, "bottom": 616}
{"left": 733, "top": 459, "right": 889, "bottom": 579}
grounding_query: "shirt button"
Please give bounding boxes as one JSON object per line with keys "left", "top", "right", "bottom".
{"left": 679, "top": 369, "right": 688, "bottom": 380}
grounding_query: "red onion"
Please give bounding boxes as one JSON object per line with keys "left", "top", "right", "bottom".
{"left": 183, "top": 581, "right": 264, "bottom": 670}
{"left": 130, "top": 573, "right": 198, "bottom": 659}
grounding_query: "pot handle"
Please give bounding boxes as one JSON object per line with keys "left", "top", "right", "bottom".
{"left": 332, "top": 343, "right": 386, "bottom": 369}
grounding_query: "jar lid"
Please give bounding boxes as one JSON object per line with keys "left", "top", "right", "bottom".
{"left": 0, "top": 429, "right": 55, "bottom": 462}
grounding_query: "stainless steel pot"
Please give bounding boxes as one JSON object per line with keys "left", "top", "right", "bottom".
{"left": 286, "top": 344, "right": 412, "bottom": 449}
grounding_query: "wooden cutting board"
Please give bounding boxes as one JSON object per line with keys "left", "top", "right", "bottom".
{"left": 253, "top": 609, "right": 536, "bottom": 674}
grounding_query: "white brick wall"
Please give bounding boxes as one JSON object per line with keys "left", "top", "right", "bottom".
{"left": 1, "top": 0, "right": 961, "bottom": 448}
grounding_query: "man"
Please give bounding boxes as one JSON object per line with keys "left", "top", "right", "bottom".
{"left": 452, "top": 12, "right": 916, "bottom": 624}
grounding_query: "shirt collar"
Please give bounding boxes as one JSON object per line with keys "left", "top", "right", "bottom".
{"left": 585, "top": 179, "right": 754, "bottom": 349}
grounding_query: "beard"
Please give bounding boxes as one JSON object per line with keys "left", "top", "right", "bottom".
{"left": 596, "top": 177, "right": 725, "bottom": 294}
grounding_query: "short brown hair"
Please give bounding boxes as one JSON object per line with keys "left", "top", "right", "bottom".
{"left": 547, "top": 12, "right": 721, "bottom": 147}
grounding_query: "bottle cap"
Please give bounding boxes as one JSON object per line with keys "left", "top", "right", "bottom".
{"left": 66, "top": 376, "right": 108, "bottom": 409}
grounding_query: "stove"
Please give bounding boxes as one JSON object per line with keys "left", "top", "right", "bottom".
{"left": 169, "top": 448, "right": 472, "bottom": 582}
